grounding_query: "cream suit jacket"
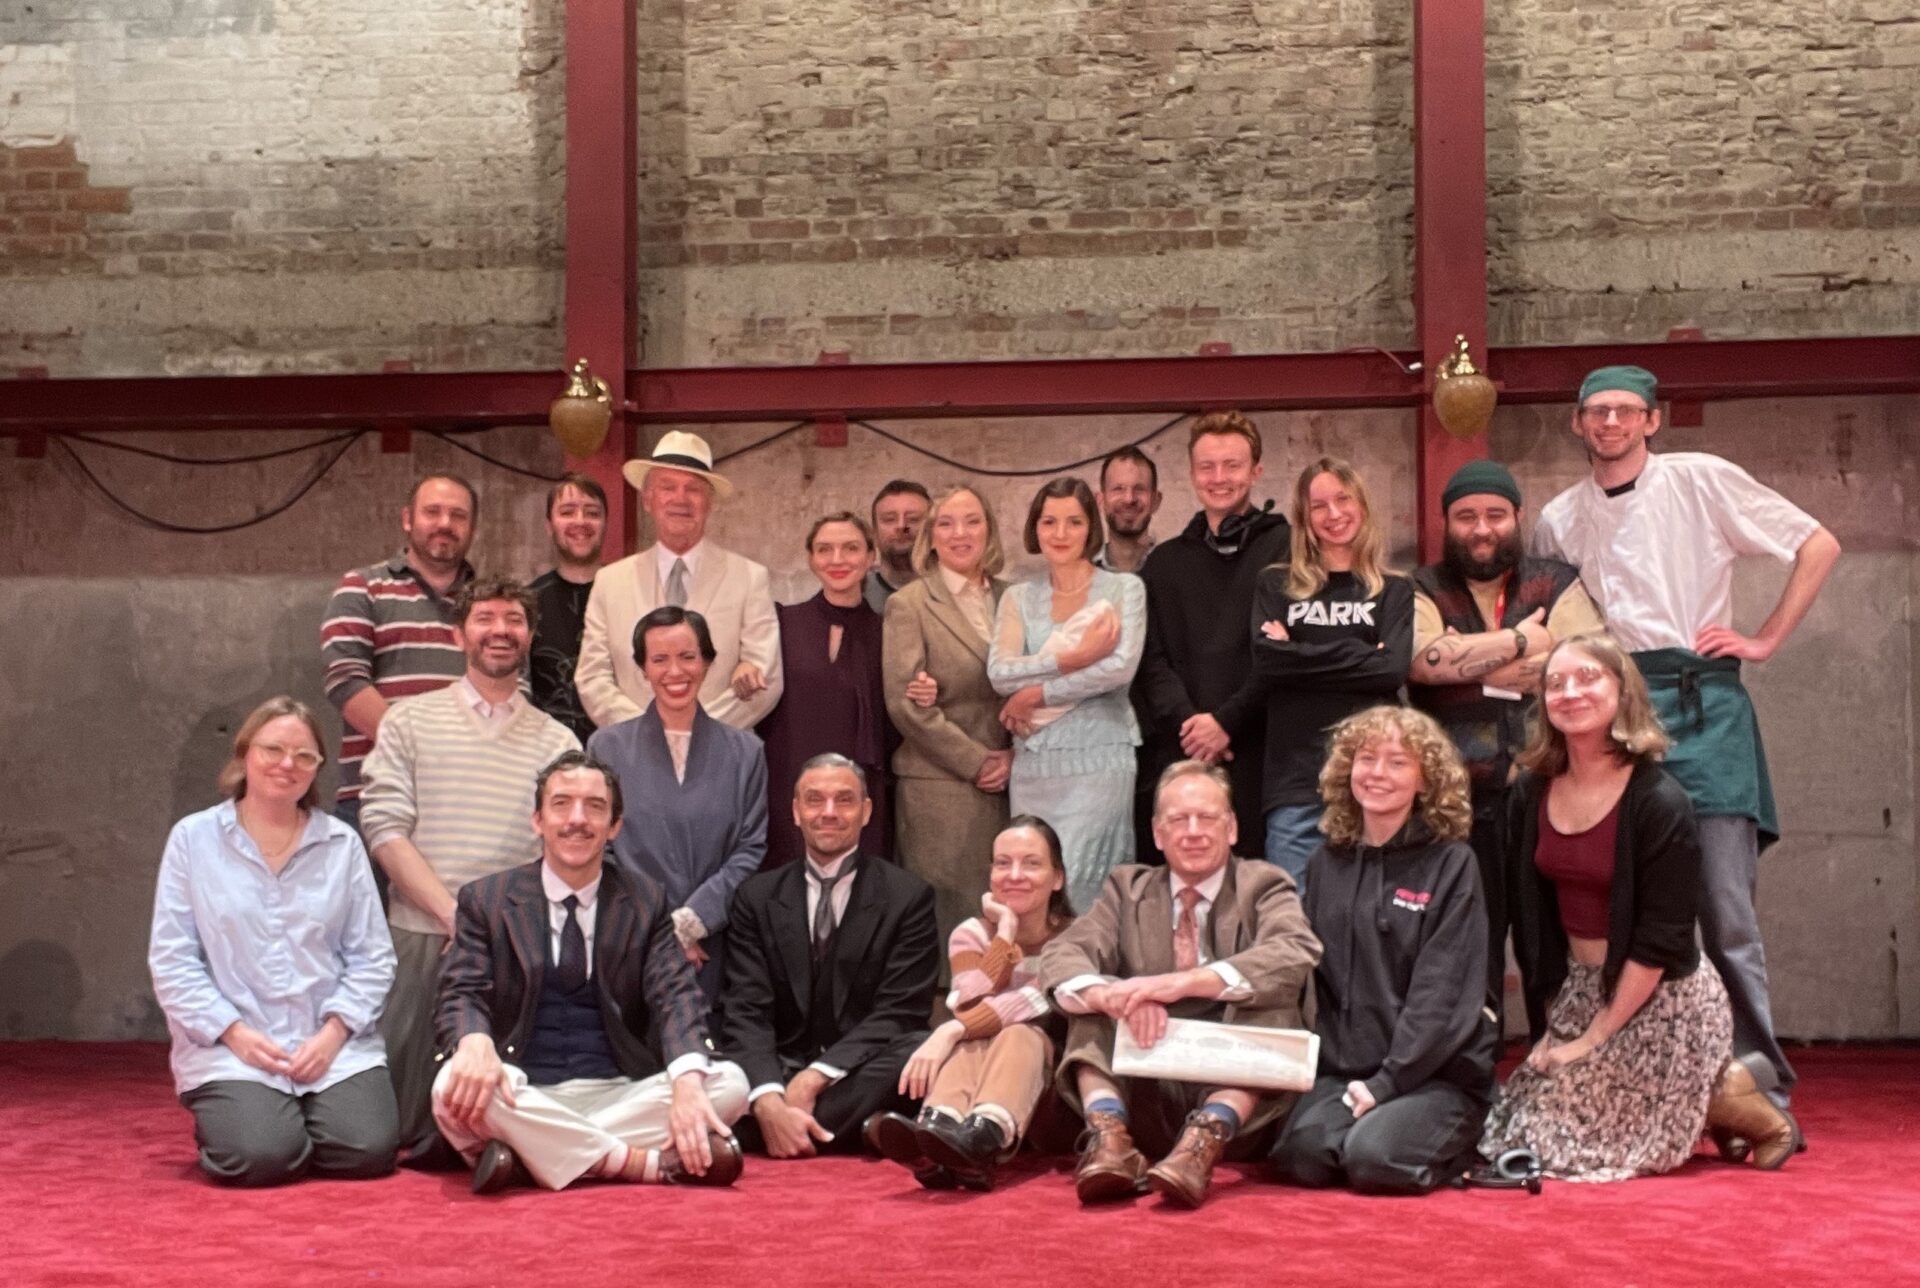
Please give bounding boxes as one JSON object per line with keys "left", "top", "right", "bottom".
{"left": 576, "top": 542, "right": 783, "bottom": 729}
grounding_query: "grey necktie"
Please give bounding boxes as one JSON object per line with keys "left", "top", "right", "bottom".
{"left": 812, "top": 865, "right": 853, "bottom": 962}
{"left": 665, "top": 557, "right": 689, "bottom": 608}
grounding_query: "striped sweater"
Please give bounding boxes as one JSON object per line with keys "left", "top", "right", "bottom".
{"left": 945, "top": 916, "right": 1054, "bottom": 1040}
{"left": 319, "top": 553, "right": 472, "bottom": 803}
{"left": 359, "top": 685, "right": 580, "bottom": 935}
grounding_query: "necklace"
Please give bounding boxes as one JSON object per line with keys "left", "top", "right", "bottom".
{"left": 240, "top": 802, "right": 303, "bottom": 860}
{"left": 1049, "top": 567, "right": 1095, "bottom": 595}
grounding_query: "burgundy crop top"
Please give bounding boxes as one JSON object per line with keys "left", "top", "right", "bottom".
{"left": 1534, "top": 794, "right": 1617, "bottom": 939}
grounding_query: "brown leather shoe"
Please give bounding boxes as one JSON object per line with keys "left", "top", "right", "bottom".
{"left": 1705, "top": 1055, "right": 1798, "bottom": 1171}
{"left": 1146, "top": 1110, "right": 1233, "bottom": 1209}
{"left": 1074, "top": 1109, "right": 1149, "bottom": 1204}
{"left": 659, "top": 1132, "right": 745, "bottom": 1187}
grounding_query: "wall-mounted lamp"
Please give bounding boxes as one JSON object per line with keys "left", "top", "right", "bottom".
{"left": 549, "top": 358, "right": 613, "bottom": 458}
{"left": 1432, "top": 334, "right": 1497, "bottom": 440}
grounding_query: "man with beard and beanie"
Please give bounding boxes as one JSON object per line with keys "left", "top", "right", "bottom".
{"left": 1094, "top": 446, "right": 1163, "bottom": 573}
{"left": 1532, "top": 365, "right": 1840, "bottom": 1120}
{"left": 321, "top": 474, "right": 479, "bottom": 845}
{"left": 528, "top": 473, "right": 608, "bottom": 744}
{"left": 1132, "top": 412, "right": 1291, "bottom": 860}
{"left": 1407, "top": 460, "right": 1602, "bottom": 1016}
{"left": 864, "top": 479, "right": 931, "bottom": 613}
{"left": 360, "top": 576, "right": 582, "bottom": 1162}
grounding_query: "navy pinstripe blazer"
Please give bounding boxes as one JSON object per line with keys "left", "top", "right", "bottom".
{"left": 434, "top": 857, "right": 709, "bottom": 1080}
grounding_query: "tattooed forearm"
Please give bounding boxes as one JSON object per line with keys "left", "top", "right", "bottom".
{"left": 1414, "top": 633, "right": 1513, "bottom": 683}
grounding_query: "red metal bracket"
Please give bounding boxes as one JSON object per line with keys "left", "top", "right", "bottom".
{"left": 814, "top": 351, "right": 850, "bottom": 446}
{"left": 1665, "top": 328, "right": 1706, "bottom": 427}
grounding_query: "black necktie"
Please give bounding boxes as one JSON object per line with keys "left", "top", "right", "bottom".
{"left": 557, "top": 894, "right": 587, "bottom": 991}
{"left": 812, "top": 866, "right": 852, "bottom": 962}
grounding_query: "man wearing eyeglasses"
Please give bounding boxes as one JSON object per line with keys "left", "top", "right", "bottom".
{"left": 1531, "top": 364, "right": 1841, "bottom": 1117}
{"left": 1039, "top": 760, "right": 1319, "bottom": 1209}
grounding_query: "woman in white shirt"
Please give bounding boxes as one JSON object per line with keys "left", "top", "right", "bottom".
{"left": 148, "top": 696, "right": 397, "bottom": 1186}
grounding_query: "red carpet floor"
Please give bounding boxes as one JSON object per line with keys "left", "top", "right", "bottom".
{"left": 2, "top": 1042, "right": 1914, "bottom": 1288}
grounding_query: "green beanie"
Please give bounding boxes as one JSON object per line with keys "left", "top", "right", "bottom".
{"left": 1578, "top": 364, "right": 1658, "bottom": 407}
{"left": 1441, "top": 460, "right": 1522, "bottom": 515}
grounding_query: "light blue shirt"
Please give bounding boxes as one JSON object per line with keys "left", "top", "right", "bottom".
{"left": 148, "top": 801, "right": 396, "bottom": 1096}
{"left": 987, "top": 568, "right": 1146, "bottom": 753}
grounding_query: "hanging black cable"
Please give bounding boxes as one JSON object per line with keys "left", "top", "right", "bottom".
{"left": 712, "top": 420, "right": 811, "bottom": 466}
{"left": 53, "top": 430, "right": 365, "bottom": 535}
{"left": 60, "top": 430, "right": 363, "bottom": 467}
{"left": 428, "top": 430, "right": 567, "bottom": 482}
{"left": 849, "top": 412, "right": 1192, "bottom": 477}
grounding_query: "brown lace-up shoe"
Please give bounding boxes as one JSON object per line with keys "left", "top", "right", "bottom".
{"left": 1074, "top": 1109, "right": 1149, "bottom": 1203}
{"left": 1146, "top": 1110, "right": 1233, "bottom": 1208}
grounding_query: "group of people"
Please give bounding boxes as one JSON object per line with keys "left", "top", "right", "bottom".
{"left": 149, "top": 362, "right": 1835, "bottom": 1203}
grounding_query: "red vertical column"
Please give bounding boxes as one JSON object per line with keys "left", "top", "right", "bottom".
{"left": 565, "top": 0, "right": 639, "bottom": 555}
{"left": 1412, "top": 0, "right": 1490, "bottom": 562}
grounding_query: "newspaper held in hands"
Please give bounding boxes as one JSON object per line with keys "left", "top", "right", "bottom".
{"left": 1112, "top": 1018, "right": 1319, "bottom": 1093}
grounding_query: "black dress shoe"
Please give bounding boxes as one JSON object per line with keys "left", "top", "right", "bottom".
{"left": 916, "top": 1113, "right": 1014, "bottom": 1190}
{"left": 869, "top": 1112, "right": 930, "bottom": 1168}
{"left": 471, "top": 1140, "right": 526, "bottom": 1195}
{"left": 659, "top": 1132, "right": 744, "bottom": 1187}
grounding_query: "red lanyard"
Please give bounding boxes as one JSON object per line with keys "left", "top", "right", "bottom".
{"left": 1492, "top": 574, "right": 1510, "bottom": 628}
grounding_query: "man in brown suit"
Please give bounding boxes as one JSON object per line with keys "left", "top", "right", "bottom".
{"left": 1040, "top": 759, "right": 1321, "bottom": 1208}
{"left": 432, "top": 751, "right": 749, "bottom": 1193}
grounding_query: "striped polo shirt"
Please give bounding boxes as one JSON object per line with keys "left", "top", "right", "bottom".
{"left": 320, "top": 552, "right": 473, "bottom": 803}
{"left": 357, "top": 684, "right": 581, "bottom": 936}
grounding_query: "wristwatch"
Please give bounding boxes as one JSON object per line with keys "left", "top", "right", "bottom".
{"left": 1512, "top": 626, "right": 1529, "bottom": 660}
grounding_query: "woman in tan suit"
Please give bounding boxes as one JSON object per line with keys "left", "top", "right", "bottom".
{"left": 883, "top": 485, "right": 1013, "bottom": 939}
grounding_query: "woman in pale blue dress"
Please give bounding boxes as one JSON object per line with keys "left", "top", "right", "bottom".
{"left": 988, "top": 476, "right": 1147, "bottom": 913}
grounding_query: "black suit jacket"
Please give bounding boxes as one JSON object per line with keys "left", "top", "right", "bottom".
{"left": 435, "top": 859, "right": 709, "bottom": 1080}
{"left": 719, "top": 851, "right": 939, "bottom": 1091}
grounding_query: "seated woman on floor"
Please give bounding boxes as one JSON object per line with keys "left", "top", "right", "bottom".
{"left": 148, "top": 696, "right": 399, "bottom": 1187}
{"left": 1269, "top": 705, "right": 1498, "bottom": 1195}
{"left": 1480, "top": 632, "right": 1796, "bottom": 1180}
{"left": 869, "top": 815, "right": 1074, "bottom": 1191}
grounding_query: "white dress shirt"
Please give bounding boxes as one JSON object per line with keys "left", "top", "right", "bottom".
{"left": 938, "top": 564, "right": 995, "bottom": 641}
{"left": 460, "top": 676, "right": 521, "bottom": 727}
{"left": 747, "top": 846, "right": 860, "bottom": 1104}
{"left": 1054, "top": 866, "right": 1255, "bottom": 1013}
{"left": 655, "top": 539, "right": 706, "bottom": 594}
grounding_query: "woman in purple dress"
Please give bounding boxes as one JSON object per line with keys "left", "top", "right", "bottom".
{"left": 759, "top": 512, "right": 896, "bottom": 867}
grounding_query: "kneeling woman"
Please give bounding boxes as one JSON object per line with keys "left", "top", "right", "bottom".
{"left": 148, "top": 697, "right": 399, "bottom": 1186}
{"left": 871, "top": 816, "right": 1074, "bottom": 1190}
{"left": 1269, "top": 706, "right": 1497, "bottom": 1195}
{"left": 1481, "top": 632, "right": 1794, "bottom": 1180}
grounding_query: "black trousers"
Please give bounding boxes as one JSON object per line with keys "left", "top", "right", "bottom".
{"left": 1471, "top": 794, "right": 1510, "bottom": 1022}
{"left": 737, "top": 1032, "right": 924, "bottom": 1156}
{"left": 181, "top": 1067, "right": 398, "bottom": 1187}
{"left": 1268, "top": 1075, "right": 1486, "bottom": 1195}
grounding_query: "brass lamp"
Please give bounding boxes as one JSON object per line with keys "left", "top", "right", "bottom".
{"left": 549, "top": 358, "right": 613, "bottom": 458}
{"left": 1432, "top": 334, "right": 1498, "bottom": 440}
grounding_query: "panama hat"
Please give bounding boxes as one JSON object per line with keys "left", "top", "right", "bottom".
{"left": 620, "top": 430, "right": 736, "bottom": 500}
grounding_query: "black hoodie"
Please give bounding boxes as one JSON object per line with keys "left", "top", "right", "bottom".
{"left": 1302, "top": 819, "right": 1498, "bottom": 1106}
{"left": 1132, "top": 505, "right": 1292, "bottom": 844}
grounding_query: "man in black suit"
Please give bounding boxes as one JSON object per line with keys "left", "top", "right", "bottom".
{"left": 432, "top": 751, "right": 749, "bottom": 1193}
{"left": 723, "top": 752, "right": 940, "bottom": 1157}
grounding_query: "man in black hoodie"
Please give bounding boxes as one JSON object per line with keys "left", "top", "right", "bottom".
{"left": 1132, "top": 411, "right": 1290, "bottom": 858}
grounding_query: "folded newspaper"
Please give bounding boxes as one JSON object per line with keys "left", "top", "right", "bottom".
{"left": 1112, "top": 1018, "right": 1319, "bottom": 1092}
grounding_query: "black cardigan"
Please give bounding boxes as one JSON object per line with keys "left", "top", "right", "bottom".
{"left": 1506, "top": 760, "right": 1704, "bottom": 1041}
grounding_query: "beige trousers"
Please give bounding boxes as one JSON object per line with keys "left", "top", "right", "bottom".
{"left": 432, "top": 1060, "right": 749, "bottom": 1190}
{"left": 926, "top": 1025, "right": 1053, "bottom": 1139}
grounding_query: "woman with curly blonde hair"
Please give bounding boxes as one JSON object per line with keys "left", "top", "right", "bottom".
{"left": 1268, "top": 705, "right": 1497, "bottom": 1194}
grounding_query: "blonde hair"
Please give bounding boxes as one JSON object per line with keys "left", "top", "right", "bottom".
{"left": 1517, "top": 632, "right": 1671, "bottom": 776}
{"left": 218, "top": 695, "right": 327, "bottom": 809}
{"left": 1318, "top": 706, "right": 1472, "bottom": 846}
{"left": 1187, "top": 410, "right": 1263, "bottom": 465}
{"left": 911, "top": 484, "right": 1007, "bottom": 580}
{"left": 1286, "top": 456, "right": 1387, "bottom": 600}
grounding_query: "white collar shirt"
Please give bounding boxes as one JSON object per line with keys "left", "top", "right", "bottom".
{"left": 541, "top": 861, "right": 601, "bottom": 980}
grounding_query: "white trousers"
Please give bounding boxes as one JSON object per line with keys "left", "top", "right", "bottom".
{"left": 432, "top": 1060, "right": 749, "bottom": 1190}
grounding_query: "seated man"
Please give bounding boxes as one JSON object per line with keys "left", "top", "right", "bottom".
{"left": 1040, "top": 759, "right": 1322, "bottom": 1208}
{"left": 431, "top": 751, "right": 749, "bottom": 1192}
{"left": 722, "top": 753, "right": 941, "bottom": 1158}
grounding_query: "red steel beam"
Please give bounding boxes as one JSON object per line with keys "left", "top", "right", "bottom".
{"left": 2, "top": 338, "right": 1914, "bottom": 438}
{"left": 564, "top": 0, "right": 639, "bottom": 555}
{"left": 1412, "top": 0, "right": 1490, "bottom": 563}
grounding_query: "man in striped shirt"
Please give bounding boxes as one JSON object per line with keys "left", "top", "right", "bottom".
{"left": 319, "top": 474, "right": 479, "bottom": 838}
{"left": 360, "top": 575, "right": 581, "bottom": 1162}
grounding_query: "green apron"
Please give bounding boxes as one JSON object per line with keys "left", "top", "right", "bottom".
{"left": 1632, "top": 648, "right": 1780, "bottom": 848}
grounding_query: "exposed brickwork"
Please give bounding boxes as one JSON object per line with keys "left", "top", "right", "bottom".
{"left": 0, "top": 139, "right": 129, "bottom": 268}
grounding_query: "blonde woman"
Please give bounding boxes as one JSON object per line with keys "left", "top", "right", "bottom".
{"left": 148, "top": 696, "right": 398, "bottom": 1186}
{"left": 1250, "top": 457, "right": 1413, "bottom": 886}
{"left": 1482, "top": 632, "right": 1794, "bottom": 1179}
{"left": 1268, "top": 706, "right": 1496, "bottom": 1195}
{"left": 883, "top": 485, "right": 1013, "bottom": 937}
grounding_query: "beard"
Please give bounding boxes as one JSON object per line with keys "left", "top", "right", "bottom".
{"left": 1443, "top": 529, "right": 1522, "bottom": 583}
{"left": 1106, "top": 509, "right": 1151, "bottom": 540}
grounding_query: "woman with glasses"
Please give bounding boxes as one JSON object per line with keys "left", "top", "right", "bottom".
{"left": 1480, "top": 633, "right": 1796, "bottom": 1179}
{"left": 148, "top": 696, "right": 398, "bottom": 1186}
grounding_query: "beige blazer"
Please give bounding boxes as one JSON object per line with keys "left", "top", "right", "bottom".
{"left": 882, "top": 573, "right": 1011, "bottom": 783}
{"left": 576, "top": 542, "right": 783, "bottom": 730}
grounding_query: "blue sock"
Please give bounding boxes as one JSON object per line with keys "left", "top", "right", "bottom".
{"left": 1086, "top": 1096, "right": 1128, "bottom": 1122}
{"left": 1198, "top": 1102, "right": 1241, "bottom": 1137}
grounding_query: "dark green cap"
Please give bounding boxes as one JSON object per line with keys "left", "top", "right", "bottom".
{"left": 1578, "top": 364, "right": 1658, "bottom": 407}
{"left": 1441, "top": 460, "right": 1522, "bottom": 515}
